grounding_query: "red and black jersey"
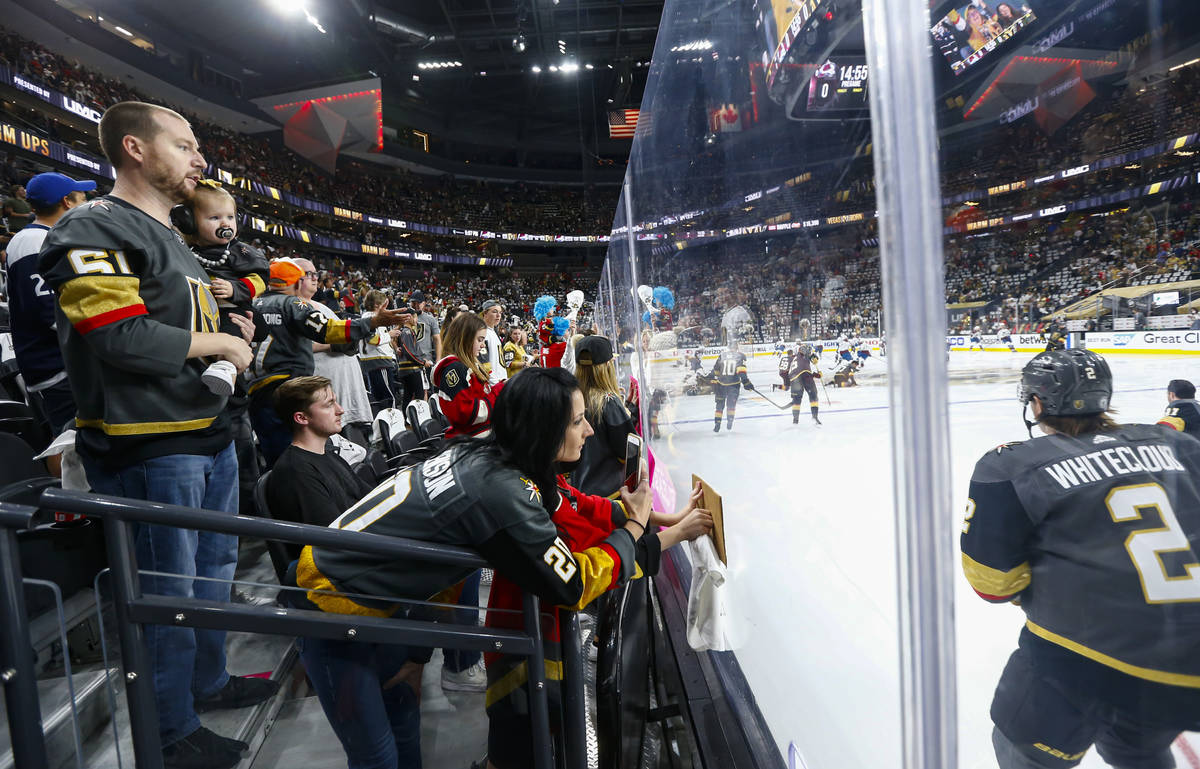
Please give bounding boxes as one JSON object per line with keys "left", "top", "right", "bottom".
{"left": 540, "top": 341, "right": 567, "bottom": 369}
{"left": 432, "top": 355, "right": 502, "bottom": 438}
{"left": 484, "top": 477, "right": 658, "bottom": 717}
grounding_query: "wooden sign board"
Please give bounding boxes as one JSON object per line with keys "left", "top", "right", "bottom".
{"left": 691, "top": 474, "right": 727, "bottom": 565}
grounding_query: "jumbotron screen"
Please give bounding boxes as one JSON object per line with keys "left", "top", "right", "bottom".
{"left": 932, "top": 1, "right": 1037, "bottom": 76}
{"left": 758, "top": 0, "right": 829, "bottom": 88}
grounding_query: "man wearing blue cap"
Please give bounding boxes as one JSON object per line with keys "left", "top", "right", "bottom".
{"left": 3, "top": 172, "right": 95, "bottom": 434}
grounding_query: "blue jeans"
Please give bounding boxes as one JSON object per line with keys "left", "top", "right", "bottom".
{"left": 298, "top": 637, "right": 422, "bottom": 769}
{"left": 442, "top": 570, "right": 482, "bottom": 673}
{"left": 82, "top": 443, "right": 239, "bottom": 746}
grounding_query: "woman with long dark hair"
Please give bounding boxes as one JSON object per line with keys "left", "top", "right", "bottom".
{"left": 289, "top": 368, "right": 710, "bottom": 769}
{"left": 481, "top": 368, "right": 712, "bottom": 769}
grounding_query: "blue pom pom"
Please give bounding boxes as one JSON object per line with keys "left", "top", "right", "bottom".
{"left": 653, "top": 286, "right": 675, "bottom": 310}
{"left": 642, "top": 311, "right": 652, "bottom": 324}
{"left": 533, "top": 295, "right": 558, "bottom": 321}
{"left": 552, "top": 316, "right": 571, "bottom": 337}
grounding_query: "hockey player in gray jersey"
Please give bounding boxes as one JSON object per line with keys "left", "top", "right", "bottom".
{"left": 705, "top": 339, "right": 754, "bottom": 432}
{"left": 962, "top": 349, "right": 1200, "bottom": 769}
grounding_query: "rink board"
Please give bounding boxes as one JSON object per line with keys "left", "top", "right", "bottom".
{"left": 643, "top": 351, "right": 1199, "bottom": 769}
{"left": 645, "top": 332, "right": 1200, "bottom": 365}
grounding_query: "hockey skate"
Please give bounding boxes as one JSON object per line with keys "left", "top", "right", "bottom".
{"left": 201, "top": 359, "right": 238, "bottom": 397}
{"left": 812, "top": 413, "right": 822, "bottom": 426}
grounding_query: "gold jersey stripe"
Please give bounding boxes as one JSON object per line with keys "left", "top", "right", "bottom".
{"left": 58, "top": 275, "right": 143, "bottom": 327}
{"left": 295, "top": 547, "right": 396, "bottom": 618}
{"left": 961, "top": 552, "right": 1031, "bottom": 598}
{"left": 484, "top": 658, "right": 564, "bottom": 709}
{"left": 247, "top": 374, "right": 289, "bottom": 394}
{"left": 242, "top": 273, "right": 266, "bottom": 297}
{"left": 1026, "top": 620, "right": 1200, "bottom": 688}
{"left": 74, "top": 415, "right": 216, "bottom": 435}
{"left": 1158, "top": 416, "right": 1186, "bottom": 432}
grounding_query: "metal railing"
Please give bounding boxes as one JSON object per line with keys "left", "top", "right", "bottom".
{"left": 0, "top": 488, "right": 589, "bottom": 769}
{"left": 0, "top": 502, "right": 49, "bottom": 769}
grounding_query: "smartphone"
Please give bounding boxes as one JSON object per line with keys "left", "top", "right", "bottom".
{"left": 623, "top": 433, "right": 643, "bottom": 491}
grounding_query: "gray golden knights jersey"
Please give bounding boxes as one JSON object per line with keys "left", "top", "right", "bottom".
{"left": 707, "top": 350, "right": 750, "bottom": 387}
{"left": 962, "top": 423, "right": 1200, "bottom": 687}
{"left": 1159, "top": 398, "right": 1200, "bottom": 438}
{"left": 247, "top": 291, "right": 373, "bottom": 398}
{"left": 38, "top": 196, "right": 231, "bottom": 466}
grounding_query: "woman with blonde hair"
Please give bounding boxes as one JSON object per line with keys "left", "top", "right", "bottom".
{"left": 570, "top": 335, "right": 639, "bottom": 497}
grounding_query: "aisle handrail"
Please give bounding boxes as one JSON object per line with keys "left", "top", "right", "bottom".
{"left": 0, "top": 502, "right": 49, "bottom": 769}
{"left": 22, "top": 488, "right": 587, "bottom": 769}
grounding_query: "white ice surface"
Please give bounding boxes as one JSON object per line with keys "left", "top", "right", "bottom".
{"left": 642, "top": 350, "right": 1200, "bottom": 769}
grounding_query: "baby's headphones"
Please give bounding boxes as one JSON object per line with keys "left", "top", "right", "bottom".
{"left": 169, "top": 178, "right": 225, "bottom": 236}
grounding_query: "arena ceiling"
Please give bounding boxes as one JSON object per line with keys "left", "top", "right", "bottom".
{"left": 124, "top": 0, "right": 667, "bottom": 162}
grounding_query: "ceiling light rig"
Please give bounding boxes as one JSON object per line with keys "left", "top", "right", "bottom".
{"left": 417, "top": 60, "right": 463, "bottom": 69}
{"left": 670, "top": 40, "right": 712, "bottom": 52}
{"left": 303, "top": 8, "right": 326, "bottom": 34}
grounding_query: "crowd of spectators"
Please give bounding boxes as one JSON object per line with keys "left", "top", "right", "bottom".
{"left": 0, "top": 25, "right": 618, "bottom": 235}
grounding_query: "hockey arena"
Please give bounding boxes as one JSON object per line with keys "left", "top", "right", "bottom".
{"left": 2, "top": 0, "right": 1200, "bottom": 768}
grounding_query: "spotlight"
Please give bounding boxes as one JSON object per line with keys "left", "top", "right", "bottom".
{"left": 513, "top": 33, "right": 527, "bottom": 52}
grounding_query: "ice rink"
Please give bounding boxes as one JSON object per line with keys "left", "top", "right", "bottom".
{"left": 642, "top": 348, "right": 1200, "bottom": 769}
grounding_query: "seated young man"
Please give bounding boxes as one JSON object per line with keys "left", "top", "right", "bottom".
{"left": 265, "top": 376, "right": 373, "bottom": 562}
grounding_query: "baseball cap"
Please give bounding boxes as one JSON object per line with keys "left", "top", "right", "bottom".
{"left": 269, "top": 258, "right": 304, "bottom": 288}
{"left": 409, "top": 290, "right": 426, "bottom": 305}
{"left": 25, "top": 172, "right": 96, "bottom": 206}
{"left": 575, "top": 335, "right": 614, "bottom": 366}
{"left": 479, "top": 299, "right": 502, "bottom": 312}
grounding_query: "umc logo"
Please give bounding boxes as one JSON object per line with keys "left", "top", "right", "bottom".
{"left": 59, "top": 95, "right": 101, "bottom": 123}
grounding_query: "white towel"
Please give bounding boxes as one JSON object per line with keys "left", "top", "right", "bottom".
{"left": 684, "top": 536, "right": 735, "bottom": 651}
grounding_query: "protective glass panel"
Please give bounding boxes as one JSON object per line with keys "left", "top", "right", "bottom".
{"left": 940, "top": 1, "right": 1200, "bottom": 767}
{"left": 599, "top": 1, "right": 901, "bottom": 766}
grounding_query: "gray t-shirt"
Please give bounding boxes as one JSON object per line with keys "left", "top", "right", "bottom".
{"left": 415, "top": 310, "right": 440, "bottom": 361}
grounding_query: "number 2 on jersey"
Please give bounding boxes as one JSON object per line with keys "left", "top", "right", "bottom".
{"left": 1107, "top": 482, "right": 1200, "bottom": 603}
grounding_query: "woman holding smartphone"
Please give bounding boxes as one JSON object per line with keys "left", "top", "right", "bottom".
{"left": 571, "top": 336, "right": 707, "bottom": 526}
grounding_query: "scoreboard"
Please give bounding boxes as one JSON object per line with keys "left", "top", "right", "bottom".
{"left": 806, "top": 58, "right": 870, "bottom": 112}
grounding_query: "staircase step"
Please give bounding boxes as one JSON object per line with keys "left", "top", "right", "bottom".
{"left": 0, "top": 668, "right": 113, "bottom": 769}
{"left": 77, "top": 631, "right": 299, "bottom": 769}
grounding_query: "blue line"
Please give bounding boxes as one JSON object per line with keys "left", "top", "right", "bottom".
{"left": 668, "top": 387, "right": 1164, "bottom": 426}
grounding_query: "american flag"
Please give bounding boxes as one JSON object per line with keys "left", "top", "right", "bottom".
{"left": 608, "top": 109, "right": 639, "bottom": 138}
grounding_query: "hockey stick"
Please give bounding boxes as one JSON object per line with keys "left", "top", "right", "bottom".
{"left": 817, "top": 372, "right": 832, "bottom": 406}
{"left": 746, "top": 381, "right": 791, "bottom": 410}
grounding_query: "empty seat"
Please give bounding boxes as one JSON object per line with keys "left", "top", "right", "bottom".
{"left": 390, "top": 429, "right": 420, "bottom": 457}
{"left": 252, "top": 472, "right": 296, "bottom": 583}
{"left": 422, "top": 418, "right": 446, "bottom": 439}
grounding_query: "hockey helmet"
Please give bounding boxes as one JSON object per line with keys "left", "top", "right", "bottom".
{"left": 1018, "top": 349, "right": 1112, "bottom": 417}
